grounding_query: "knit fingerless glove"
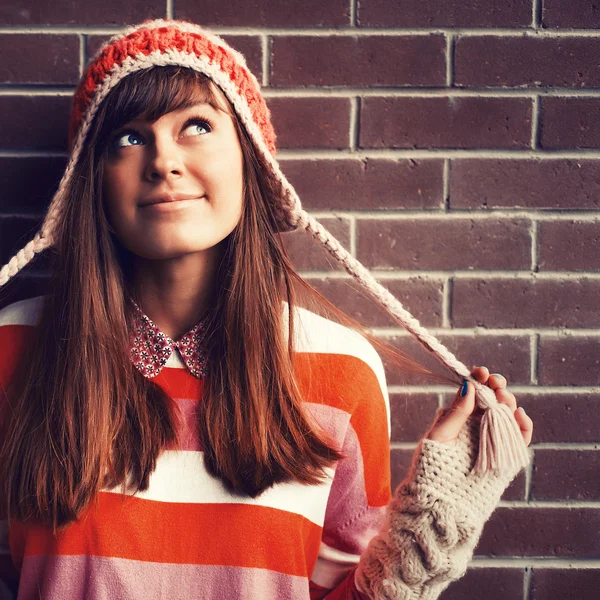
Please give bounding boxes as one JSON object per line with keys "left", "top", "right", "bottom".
{"left": 354, "top": 412, "right": 524, "bottom": 600}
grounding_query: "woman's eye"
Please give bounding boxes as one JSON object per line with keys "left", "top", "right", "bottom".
{"left": 114, "top": 132, "right": 143, "bottom": 148}
{"left": 182, "top": 119, "right": 212, "bottom": 137}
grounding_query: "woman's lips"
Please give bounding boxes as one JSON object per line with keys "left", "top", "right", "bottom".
{"left": 140, "top": 192, "right": 205, "bottom": 207}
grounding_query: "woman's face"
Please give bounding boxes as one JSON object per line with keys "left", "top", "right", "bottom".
{"left": 102, "top": 98, "right": 244, "bottom": 261}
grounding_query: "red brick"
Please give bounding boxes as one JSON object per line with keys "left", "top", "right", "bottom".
{"left": 357, "top": 218, "right": 531, "bottom": 270}
{"left": 538, "top": 337, "right": 600, "bottom": 386}
{"left": 0, "top": 157, "right": 66, "bottom": 214}
{"left": 533, "top": 450, "right": 600, "bottom": 501}
{"left": 476, "top": 508, "right": 600, "bottom": 557}
{"left": 280, "top": 159, "right": 444, "bottom": 211}
{"left": 307, "top": 277, "right": 444, "bottom": 327}
{"left": 0, "top": 96, "right": 70, "bottom": 152}
{"left": 282, "top": 217, "right": 351, "bottom": 272}
{"left": 0, "top": 34, "right": 79, "bottom": 85}
{"left": 441, "top": 568, "right": 525, "bottom": 600}
{"left": 177, "top": 0, "right": 350, "bottom": 27}
{"left": 0, "top": 275, "right": 49, "bottom": 310}
{"left": 540, "top": 98, "right": 600, "bottom": 149}
{"left": 542, "top": 0, "right": 600, "bottom": 29}
{"left": 456, "top": 37, "right": 600, "bottom": 88}
{"left": 450, "top": 159, "right": 600, "bottom": 210}
{"left": 538, "top": 221, "right": 600, "bottom": 272}
{"left": 532, "top": 569, "right": 600, "bottom": 600}
{"left": 0, "top": 0, "right": 164, "bottom": 25}
{"left": 521, "top": 393, "right": 600, "bottom": 444}
{"left": 390, "top": 393, "right": 439, "bottom": 442}
{"left": 360, "top": 97, "right": 532, "bottom": 149}
{"left": 267, "top": 98, "right": 351, "bottom": 150}
{"left": 357, "top": 0, "right": 531, "bottom": 27}
{"left": 381, "top": 334, "right": 531, "bottom": 386}
{"left": 87, "top": 34, "right": 264, "bottom": 82}
{"left": 453, "top": 279, "right": 600, "bottom": 329}
{"left": 270, "top": 36, "right": 446, "bottom": 88}
{"left": 390, "top": 448, "right": 413, "bottom": 489}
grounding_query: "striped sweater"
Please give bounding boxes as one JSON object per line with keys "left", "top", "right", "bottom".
{"left": 0, "top": 297, "right": 392, "bottom": 600}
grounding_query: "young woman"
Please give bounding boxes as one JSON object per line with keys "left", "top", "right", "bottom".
{"left": 0, "top": 19, "right": 533, "bottom": 600}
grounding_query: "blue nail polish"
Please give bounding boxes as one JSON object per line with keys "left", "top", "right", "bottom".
{"left": 461, "top": 380, "right": 469, "bottom": 397}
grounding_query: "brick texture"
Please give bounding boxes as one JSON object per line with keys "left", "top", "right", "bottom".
{"left": 0, "top": 157, "right": 66, "bottom": 214}
{"left": 389, "top": 393, "right": 439, "bottom": 442}
{"left": 476, "top": 508, "right": 600, "bottom": 557}
{"left": 452, "top": 279, "right": 600, "bottom": 329}
{"left": 450, "top": 159, "right": 600, "bottom": 210}
{"left": 532, "top": 450, "right": 600, "bottom": 500}
{"left": 306, "top": 277, "right": 444, "bottom": 327}
{"left": 522, "top": 393, "right": 600, "bottom": 444}
{"left": 538, "top": 221, "right": 600, "bottom": 271}
{"left": 381, "top": 334, "right": 531, "bottom": 386}
{"left": 455, "top": 37, "right": 600, "bottom": 88}
{"left": 177, "top": 0, "right": 350, "bottom": 27}
{"left": 267, "top": 97, "right": 351, "bottom": 149}
{"left": 357, "top": 0, "right": 532, "bottom": 27}
{"left": 532, "top": 570, "right": 600, "bottom": 600}
{"left": 540, "top": 98, "right": 600, "bottom": 149}
{"left": 360, "top": 97, "right": 532, "bottom": 149}
{"left": 357, "top": 218, "right": 531, "bottom": 270}
{"left": 538, "top": 337, "right": 600, "bottom": 386}
{"left": 0, "top": 35, "right": 79, "bottom": 84}
{"left": 280, "top": 158, "right": 444, "bottom": 211}
{"left": 542, "top": 0, "right": 600, "bottom": 29}
{"left": 0, "top": 1, "right": 164, "bottom": 25}
{"left": 271, "top": 36, "right": 446, "bottom": 88}
{"left": 0, "top": 96, "right": 70, "bottom": 151}
{"left": 440, "top": 568, "right": 525, "bottom": 600}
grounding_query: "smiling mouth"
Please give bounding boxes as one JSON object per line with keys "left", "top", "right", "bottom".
{"left": 140, "top": 195, "right": 205, "bottom": 208}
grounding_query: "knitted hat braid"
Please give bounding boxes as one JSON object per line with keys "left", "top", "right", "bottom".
{"left": 0, "top": 19, "right": 529, "bottom": 477}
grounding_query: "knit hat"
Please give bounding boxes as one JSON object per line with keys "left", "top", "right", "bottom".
{"left": 0, "top": 19, "right": 529, "bottom": 477}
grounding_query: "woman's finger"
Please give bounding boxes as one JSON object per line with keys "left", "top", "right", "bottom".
{"left": 470, "top": 366, "right": 489, "bottom": 384}
{"left": 495, "top": 388, "right": 517, "bottom": 412}
{"left": 427, "top": 381, "right": 476, "bottom": 445}
{"left": 487, "top": 373, "right": 508, "bottom": 390}
{"left": 515, "top": 406, "right": 533, "bottom": 446}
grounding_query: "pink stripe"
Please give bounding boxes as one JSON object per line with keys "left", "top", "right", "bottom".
{"left": 18, "top": 554, "right": 309, "bottom": 600}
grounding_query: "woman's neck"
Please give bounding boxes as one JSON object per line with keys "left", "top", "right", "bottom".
{"left": 130, "top": 245, "right": 224, "bottom": 340}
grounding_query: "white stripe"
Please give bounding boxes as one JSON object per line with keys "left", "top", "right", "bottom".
{"left": 310, "top": 542, "right": 360, "bottom": 589}
{"left": 0, "top": 296, "right": 44, "bottom": 327}
{"left": 102, "top": 450, "right": 334, "bottom": 527}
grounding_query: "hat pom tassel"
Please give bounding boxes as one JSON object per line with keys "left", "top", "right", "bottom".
{"left": 472, "top": 384, "right": 531, "bottom": 477}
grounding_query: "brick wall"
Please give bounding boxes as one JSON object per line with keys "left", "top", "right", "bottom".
{"left": 1, "top": 1, "right": 599, "bottom": 598}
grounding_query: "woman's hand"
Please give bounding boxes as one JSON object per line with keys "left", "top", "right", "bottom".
{"left": 426, "top": 366, "right": 533, "bottom": 447}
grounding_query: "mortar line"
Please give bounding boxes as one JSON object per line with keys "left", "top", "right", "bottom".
{"left": 443, "top": 158, "right": 450, "bottom": 210}
{"left": 524, "top": 567, "right": 532, "bottom": 600}
{"left": 531, "top": 96, "right": 540, "bottom": 149}
{"left": 299, "top": 269, "right": 600, "bottom": 280}
{"left": 533, "top": 0, "right": 543, "bottom": 29}
{"left": 385, "top": 386, "right": 600, "bottom": 395}
{"left": 261, "top": 35, "right": 270, "bottom": 87}
{"left": 531, "top": 219, "right": 539, "bottom": 272}
{"left": 349, "top": 0, "right": 357, "bottom": 27}
{"left": 442, "top": 276, "right": 451, "bottom": 328}
{"left": 445, "top": 34, "right": 454, "bottom": 87}
{"left": 5, "top": 26, "right": 600, "bottom": 37}
{"left": 166, "top": 0, "right": 174, "bottom": 19}
{"left": 78, "top": 34, "right": 85, "bottom": 78}
{"left": 349, "top": 96, "right": 359, "bottom": 151}
{"left": 531, "top": 333, "right": 539, "bottom": 386}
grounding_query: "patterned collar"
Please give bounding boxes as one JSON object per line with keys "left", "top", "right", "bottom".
{"left": 129, "top": 302, "right": 209, "bottom": 380}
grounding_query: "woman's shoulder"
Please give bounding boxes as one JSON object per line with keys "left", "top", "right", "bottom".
{"left": 0, "top": 295, "right": 44, "bottom": 329}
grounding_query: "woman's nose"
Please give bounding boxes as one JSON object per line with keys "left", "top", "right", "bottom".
{"left": 144, "top": 136, "right": 185, "bottom": 181}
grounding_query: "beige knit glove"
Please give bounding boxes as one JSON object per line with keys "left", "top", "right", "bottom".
{"left": 355, "top": 411, "right": 523, "bottom": 600}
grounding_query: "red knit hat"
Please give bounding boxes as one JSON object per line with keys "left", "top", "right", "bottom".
{"left": 0, "top": 19, "right": 530, "bottom": 479}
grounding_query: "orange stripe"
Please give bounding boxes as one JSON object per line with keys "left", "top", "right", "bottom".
{"left": 12, "top": 493, "right": 322, "bottom": 577}
{"left": 294, "top": 353, "right": 391, "bottom": 507}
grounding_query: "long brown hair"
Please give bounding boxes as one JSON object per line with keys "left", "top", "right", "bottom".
{"left": 0, "top": 66, "right": 453, "bottom": 530}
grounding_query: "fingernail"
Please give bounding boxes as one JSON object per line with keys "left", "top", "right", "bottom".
{"left": 518, "top": 407, "right": 527, "bottom": 416}
{"left": 460, "top": 380, "right": 469, "bottom": 397}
